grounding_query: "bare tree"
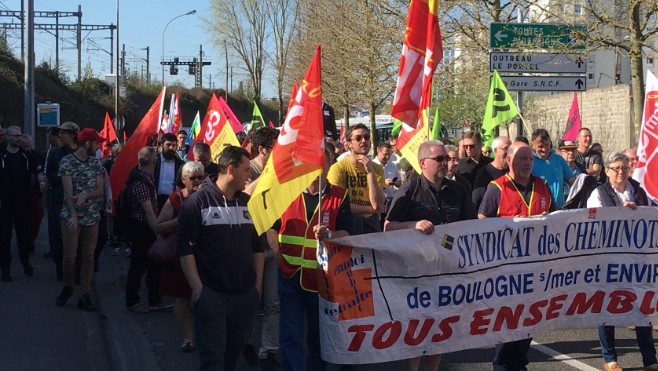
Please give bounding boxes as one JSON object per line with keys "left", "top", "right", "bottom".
{"left": 208, "top": 0, "right": 268, "bottom": 105}
{"left": 266, "top": 0, "right": 300, "bottom": 125}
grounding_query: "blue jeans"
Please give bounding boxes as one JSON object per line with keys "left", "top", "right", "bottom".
{"left": 598, "top": 325, "right": 657, "bottom": 366}
{"left": 278, "top": 271, "right": 326, "bottom": 371}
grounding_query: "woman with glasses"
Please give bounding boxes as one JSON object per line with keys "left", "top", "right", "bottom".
{"left": 587, "top": 152, "right": 658, "bottom": 371}
{"left": 156, "top": 161, "right": 205, "bottom": 353}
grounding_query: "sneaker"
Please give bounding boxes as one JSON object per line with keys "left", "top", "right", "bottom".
{"left": 149, "top": 301, "right": 174, "bottom": 311}
{"left": 127, "top": 303, "right": 150, "bottom": 313}
{"left": 242, "top": 344, "right": 259, "bottom": 366}
{"left": 77, "top": 294, "right": 97, "bottom": 312}
{"left": 181, "top": 339, "right": 196, "bottom": 353}
{"left": 125, "top": 248, "right": 131, "bottom": 257}
{"left": 111, "top": 247, "right": 120, "bottom": 256}
{"left": 259, "top": 352, "right": 280, "bottom": 371}
{"left": 56, "top": 286, "right": 74, "bottom": 307}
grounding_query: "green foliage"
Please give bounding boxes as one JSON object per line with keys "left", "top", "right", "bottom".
{"left": 36, "top": 62, "right": 70, "bottom": 86}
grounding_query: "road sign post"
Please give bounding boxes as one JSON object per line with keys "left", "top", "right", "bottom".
{"left": 490, "top": 23, "right": 587, "bottom": 50}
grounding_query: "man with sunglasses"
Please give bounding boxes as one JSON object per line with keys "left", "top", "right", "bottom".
{"left": 328, "top": 123, "right": 386, "bottom": 234}
{"left": 384, "top": 139, "right": 475, "bottom": 371}
{"left": 456, "top": 131, "right": 492, "bottom": 188}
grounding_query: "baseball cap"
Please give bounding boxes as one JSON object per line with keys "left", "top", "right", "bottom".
{"left": 59, "top": 121, "right": 80, "bottom": 133}
{"left": 559, "top": 139, "right": 577, "bottom": 150}
{"left": 77, "top": 128, "right": 106, "bottom": 142}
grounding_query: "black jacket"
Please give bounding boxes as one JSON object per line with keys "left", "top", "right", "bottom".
{"left": 153, "top": 154, "right": 184, "bottom": 194}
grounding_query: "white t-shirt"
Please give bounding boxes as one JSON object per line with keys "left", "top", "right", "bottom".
{"left": 373, "top": 158, "right": 400, "bottom": 199}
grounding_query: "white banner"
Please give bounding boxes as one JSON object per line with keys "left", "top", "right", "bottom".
{"left": 318, "top": 207, "right": 658, "bottom": 364}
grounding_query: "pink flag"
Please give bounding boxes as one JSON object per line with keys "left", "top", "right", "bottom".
{"left": 268, "top": 121, "right": 275, "bottom": 128}
{"left": 562, "top": 92, "right": 582, "bottom": 141}
{"left": 218, "top": 96, "right": 244, "bottom": 133}
{"left": 633, "top": 70, "right": 658, "bottom": 202}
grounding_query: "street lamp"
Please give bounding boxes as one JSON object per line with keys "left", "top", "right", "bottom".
{"left": 162, "top": 9, "right": 196, "bottom": 85}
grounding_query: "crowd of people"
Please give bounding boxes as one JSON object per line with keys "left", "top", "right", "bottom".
{"left": 0, "top": 119, "right": 653, "bottom": 371}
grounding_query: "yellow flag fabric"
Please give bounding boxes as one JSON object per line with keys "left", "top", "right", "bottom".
{"left": 482, "top": 70, "right": 519, "bottom": 135}
{"left": 398, "top": 119, "right": 428, "bottom": 174}
{"left": 248, "top": 46, "right": 325, "bottom": 235}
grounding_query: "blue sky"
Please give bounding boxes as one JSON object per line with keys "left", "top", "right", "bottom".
{"left": 0, "top": 0, "right": 265, "bottom": 94}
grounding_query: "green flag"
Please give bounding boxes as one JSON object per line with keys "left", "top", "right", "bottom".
{"left": 251, "top": 102, "right": 266, "bottom": 129}
{"left": 482, "top": 70, "right": 519, "bottom": 135}
{"left": 391, "top": 118, "right": 403, "bottom": 137}
{"left": 430, "top": 107, "right": 441, "bottom": 140}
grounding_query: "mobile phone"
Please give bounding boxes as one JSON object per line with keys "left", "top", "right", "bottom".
{"left": 392, "top": 177, "right": 398, "bottom": 182}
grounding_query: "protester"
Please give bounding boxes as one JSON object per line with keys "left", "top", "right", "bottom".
{"left": 268, "top": 148, "right": 352, "bottom": 371}
{"left": 328, "top": 123, "right": 385, "bottom": 234}
{"left": 176, "top": 130, "right": 190, "bottom": 161}
{"left": 445, "top": 144, "right": 472, "bottom": 195}
{"left": 155, "top": 133, "right": 185, "bottom": 211}
{"left": 54, "top": 128, "right": 105, "bottom": 311}
{"left": 456, "top": 131, "right": 492, "bottom": 187}
{"left": 586, "top": 151, "right": 658, "bottom": 371}
{"left": 0, "top": 126, "right": 46, "bottom": 281}
{"left": 177, "top": 145, "right": 264, "bottom": 371}
{"left": 125, "top": 146, "right": 171, "bottom": 313}
{"left": 372, "top": 142, "right": 400, "bottom": 229}
{"left": 192, "top": 142, "right": 219, "bottom": 176}
{"left": 387, "top": 134, "right": 401, "bottom": 165}
{"left": 514, "top": 136, "right": 529, "bottom": 145}
{"left": 244, "top": 125, "right": 280, "bottom": 368}
{"left": 530, "top": 129, "right": 575, "bottom": 208}
{"left": 156, "top": 161, "right": 205, "bottom": 353}
{"left": 575, "top": 128, "right": 604, "bottom": 181}
{"left": 385, "top": 140, "right": 476, "bottom": 371}
{"left": 478, "top": 141, "right": 556, "bottom": 371}
{"left": 19, "top": 134, "right": 46, "bottom": 255}
{"left": 559, "top": 140, "right": 584, "bottom": 175}
{"left": 624, "top": 147, "right": 638, "bottom": 175}
{"left": 47, "top": 121, "right": 80, "bottom": 281}
{"left": 471, "top": 136, "right": 510, "bottom": 210}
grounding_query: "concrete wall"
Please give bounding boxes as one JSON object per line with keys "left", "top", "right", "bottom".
{"left": 508, "top": 84, "right": 634, "bottom": 156}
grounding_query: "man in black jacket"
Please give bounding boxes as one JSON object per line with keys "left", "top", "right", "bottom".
{"left": 154, "top": 133, "right": 185, "bottom": 210}
{"left": 178, "top": 146, "right": 264, "bottom": 371}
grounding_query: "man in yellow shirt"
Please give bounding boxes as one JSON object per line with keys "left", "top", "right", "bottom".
{"left": 327, "top": 123, "right": 385, "bottom": 234}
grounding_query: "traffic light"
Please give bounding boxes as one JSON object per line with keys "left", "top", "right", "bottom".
{"left": 170, "top": 65, "right": 178, "bottom": 75}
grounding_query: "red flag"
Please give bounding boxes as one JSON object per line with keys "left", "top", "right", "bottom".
{"left": 110, "top": 86, "right": 166, "bottom": 210}
{"left": 218, "top": 96, "right": 245, "bottom": 133}
{"left": 390, "top": 0, "right": 442, "bottom": 129}
{"left": 268, "top": 121, "right": 275, "bottom": 128}
{"left": 123, "top": 130, "right": 127, "bottom": 143}
{"left": 247, "top": 45, "right": 325, "bottom": 234}
{"left": 159, "top": 113, "right": 169, "bottom": 134}
{"left": 634, "top": 70, "right": 658, "bottom": 202}
{"left": 339, "top": 120, "right": 345, "bottom": 144}
{"left": 101, "top": 112, "right": 118, "bottom": 158}
{"left": 288, "top": 81, "right": 298, "bottom": 112}
{"left": 169, "top": 93, "right": 182, "bottom": 134}
{"left": 562, "top": 92, "right": 582, "bottom": 141}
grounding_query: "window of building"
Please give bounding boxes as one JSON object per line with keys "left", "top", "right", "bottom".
{"left": 648, "top": 57, "right": 655, "bottom": 67}
{"left": 574, "top": 5, "right": 582, "bottom": 14}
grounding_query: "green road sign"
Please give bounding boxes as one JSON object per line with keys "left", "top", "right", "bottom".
{"left": 490, "top": 23, "right": 587, "bottom": 50}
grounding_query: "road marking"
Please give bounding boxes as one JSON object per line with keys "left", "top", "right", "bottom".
{"left": 531, "top": 341, "right": 600, "bottom": 371}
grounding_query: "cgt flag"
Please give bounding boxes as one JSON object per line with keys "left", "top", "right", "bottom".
{"left": 110, "top": 86, "right": 166, "bottom": 211}
{"left": 562, "top": 92, "right": 582, "bottom": 141}
{"left": 189, "top": 93, "right": 241, "bottom": 162}
{"left": 482, "top": 70, "right": 519, "bottom": 144}
{"left": 390, "top": 0, "right": 442, "bottom": 129}
{"left": 218, "top": 96, "right": 245, "bottom": 133}
{"left": 634, "top": 70, "right": 658, "bottom": 203}
{"left": 248, "top": 45, "right": 325, "bottom": 235}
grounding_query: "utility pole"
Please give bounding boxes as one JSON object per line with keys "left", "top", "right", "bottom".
{"left": 23, "top": 0, "right": 34, "bottom": 141}
{"left": 198, "top": 44, "right": 203, "bottom": 88}
{"left": 76, "top": 4, "right": 81, "bottom": 81}
{"left": 224, "top": 40, "right": 228, "bottom": 100}
{"left": 143, "top": 46, "right": 150, "bottom": 85}
{"left": 121, "top": 43, "right": 126, "bottom": 77}
{"left": 55, "top": 11, "right": 59, "bottom": 72}
{"left": 115, "top": 0, "right": 119, "bottom": 137}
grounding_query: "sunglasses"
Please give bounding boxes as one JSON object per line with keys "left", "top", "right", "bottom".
{"left": 188, "top": 175, "right": 204, "bottom": 181}
{"left": 463, "top": 144, "right": 476, "bottom": 149}
{"left": 351, "top": 135, "right": 371, "bottom": 142}
{"left": 424, "top": 155, "right": 448, "bottom": 163}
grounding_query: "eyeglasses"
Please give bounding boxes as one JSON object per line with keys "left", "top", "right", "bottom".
{"left": 351, "top": 134, "right": 370, "bottom": 142}
{"left": 607, "top": 166, "right": 629, "bottom": 173}
{"left": 424, "top": 155, "right": 448, "bottom": 163}
{"left": 496, "top": 146, "right": 510, "bottom": 152}
{"left": 448, "top": 156, "right": 459, "bottom": 162}
{"left": 463, "top": 144, "right": 476, "bottom": 149}
{"left": 188, "top": 175, "right": 204, "bottom": 181}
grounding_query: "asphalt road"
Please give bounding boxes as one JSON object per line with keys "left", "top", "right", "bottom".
{"left": 1, "top": 221, "right": 654, "bottom": 371}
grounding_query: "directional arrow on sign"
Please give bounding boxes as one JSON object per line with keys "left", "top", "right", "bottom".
{"left": 575, "top": 57, "right": 584, "bottom": 68}
{"left": 575, "top": 79, "right": 584, "bottom": 89}
{"left": 494, "top": 30, "right": 508, "bottom": 42}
